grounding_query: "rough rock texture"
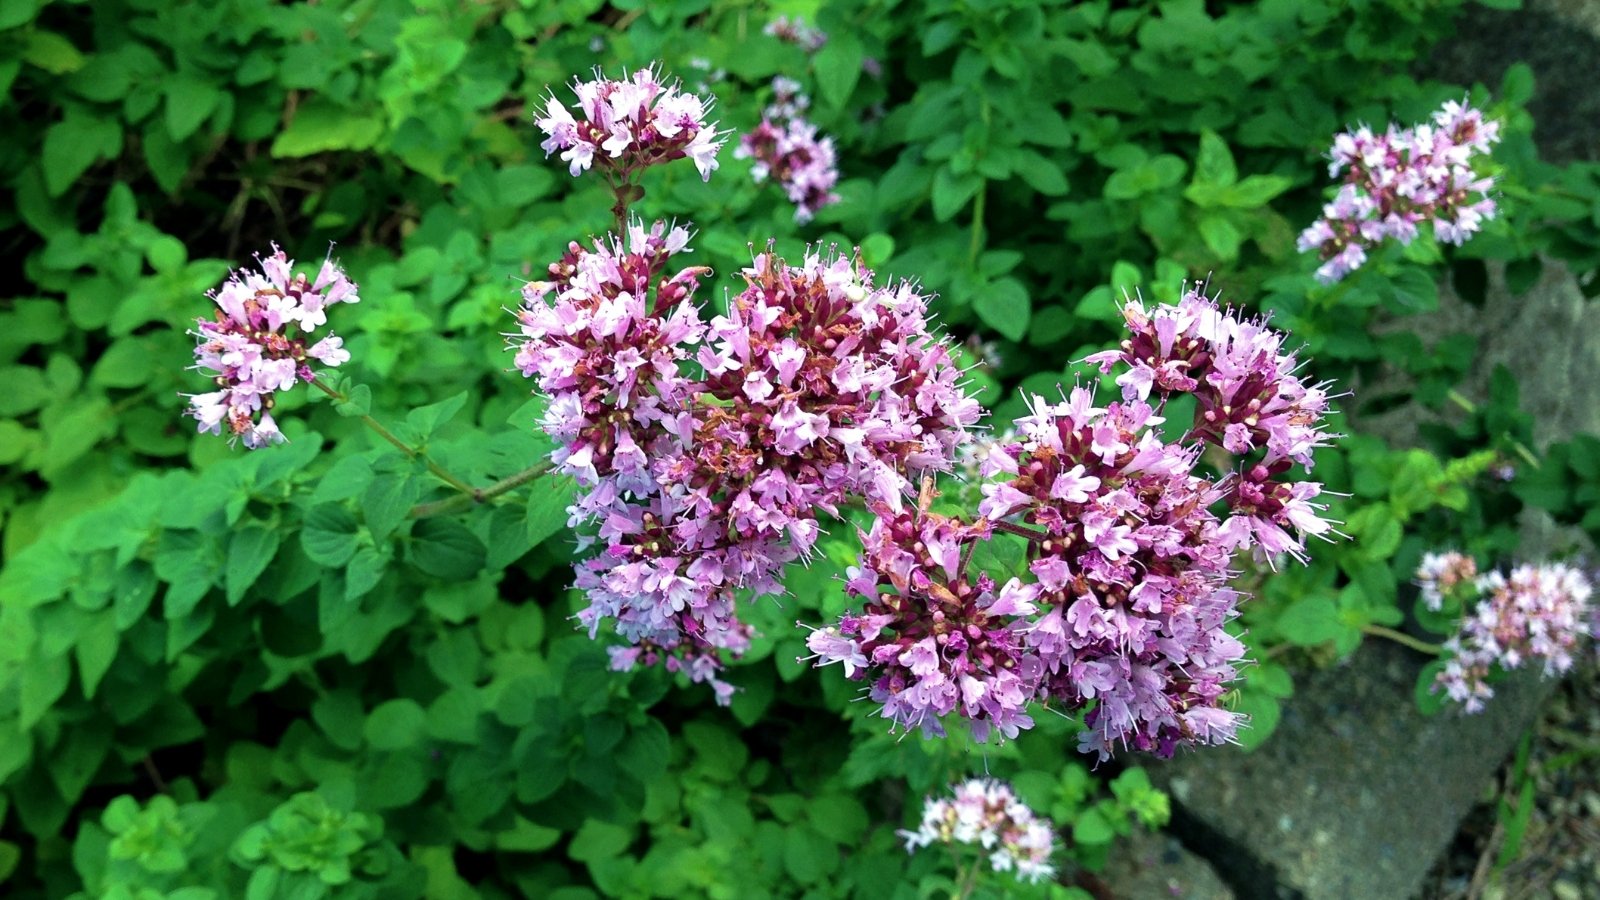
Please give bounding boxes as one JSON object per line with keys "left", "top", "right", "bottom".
{"left": 1354, "top": 258, "right": 1600, "bottom": 454}
{"left": 1093, "top": 827, "right": 1236, "bottom": 900}
{"left": 1423, "top": 0, "right": 1600, "bottom": 165}
{"left": 1152, "top": 640, "right": 1551, "bottom": 900}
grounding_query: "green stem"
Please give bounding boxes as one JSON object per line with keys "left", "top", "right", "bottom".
{"left": 1362, "top": 624, "right": 1446, "bottom": 657}
{"left": 968, "top": 180, "right": 986, "bottom": 269}
{"left": 308, "top": 377, "right": 476, "bottom": 496}
{"left": 409, "top": 461, "right": 555, "bottom": 519}
{"left": 1445, "top": 389, "right": 1542, "bottom": 470}
{"left": 953, "top": 855, "right": 982, "bottom": 900}
{"left": 967, "top": 96, "right": 992, "bottom": 269}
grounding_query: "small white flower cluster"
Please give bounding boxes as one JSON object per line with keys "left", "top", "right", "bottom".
{"left": 900, "top": 779, "right": 1057, "bottom": 884}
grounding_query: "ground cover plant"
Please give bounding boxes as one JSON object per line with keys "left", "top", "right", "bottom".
{"left": 2, "top": 0, "right": 1598, "bottom": 897}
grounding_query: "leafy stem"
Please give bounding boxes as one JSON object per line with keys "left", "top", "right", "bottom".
{"left": 307, "top": 377, "right": 476, "bottom": 496}
{"left": 408, "top": 461, "right": 555, "bottom": 519}
{"left": 1445, "top": 388, "right": 1541, "bottom": 470}
{"left": 1362, "top": 624, "right": 1447, "bottom": 657}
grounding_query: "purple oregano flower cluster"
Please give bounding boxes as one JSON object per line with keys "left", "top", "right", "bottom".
{"left": 519, "top": 67, "right": 979, "bottom": 699}
{"left": 736, "top": 76, "right": 841, "bottom": 223}
{"left": 1417, "top": 552, "right": 1594, "bottom": 713}
{"left": 184, "top": 246, "right": 358, "bottom": 448}
{"left": 183, "top": 62, "right": 1348, "bottom": 762}
{"left": 535, "top": 65, "right": 726, "bottom": 181}
{"left": 1298, "top": 100, "right": 1500, "bottom": 283}
{"left": 900, "top": 779, "right": 1057, "bottom": 884}
{"left": 808, "top": 291, "right": 1339, "bottom": 759}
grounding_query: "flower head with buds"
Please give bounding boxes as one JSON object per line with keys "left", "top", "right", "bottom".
{"left": 185, "top": 245, "right": 359, "bottom": 448}
{"left": 1298, "top": 100, "right": 1500, "bottom": 283}
{"left": 736, "top": 78, "right": 841, "bottom": 223}
{"left": 536, "top": 65, "right": 726, "bottom": 181}
{"left": 516, "top": 236, "right": 979, "bottom": 701}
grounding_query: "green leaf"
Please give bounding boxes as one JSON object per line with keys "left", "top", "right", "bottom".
{"left": 1501, "top": 62, "right": 1534, "bottom": 106}
{"left": 22, "top": 31, "right": 85, "bottom": 74}
{"left": 814, "top": 31, "right": 863, "bottom": 109}
{"left": 20, "top": 652, "right": 70, "bottom": 731}
{"left": 973, "top": 278, "right": 1031, "bottom": 342}
{"left": 226, "top": 525, "right": 280, "bottom": 606}
{"left": 364, "top": 698, "right": 427, "bottom": 751}
{"left": 406, "top": 391, "right": 469, "bottom": 442}
{"left": 362, "top": 472, "right": 420, "bottom": 541}
{"left": 1072, "top": 806, "right": 1115, "bottom": 845}
{"left": 931, "top": 168, "right": 982, "bottom": 221}
{"left": 783, "top": 825, "right": 839, "bottom": 884}
{"left": 42, "top": 109, "right": 121, "bottom": 196}
{"left": 164, "top": 74, "right": 222, "bottom": 141}
{"left": 154, "top": 531, "right": 220, "bottom": 619}
{"left": 1414, "top": 660, "right": 1448, "bottom": 715}
{"left": 1276, "top": 595, "right": 1344, "bottom": 646}
{"left": 74, "top": 614, "right": 119, "bottom": 699}
{"left": 345, "top": 547, "right": 388, "bottom": 603}
{"left": 1198, "top": 214, "right": 1243, "bottom": 259}
{"left": 1193, "top": 129, "right": 1237, "bottom": 187}
{"left": 1217, "top": 174, "right": 1292, "bottom": 208}
{"left": 569, "top": 819, "right": 632, "bottom": 863}
{"left": 806, "top": 795, "right": 868, "bottom": 845}
{"left": 271, "top": 98, "right": 383, "bottom": 157}
{"left": 410, "top": 518, "right": 486, "bottom": 580}
{"left": 525, "top": 477, "right": 573, "bottom": 554}
{"left": 1012, "top": 150, "right": 1069, "bottom": 196}
{"left": 302, "top": 503, "right": 361, "bottom": 567}
{"left": 334, "top": 384, "right": 372, "bottom": 418}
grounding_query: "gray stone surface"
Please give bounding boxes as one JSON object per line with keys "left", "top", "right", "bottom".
{"left": 1422, "top": 0, "right": 1600, "bottom": 165}
{"left": 1151, "top": 639, "right": 1551, "bottom": 900}
{"left": 1095, "top": 827, "right": 1236, "bottom": 900}
{"left": 1354, "top": 258, "right": 1600, "bottom": 454}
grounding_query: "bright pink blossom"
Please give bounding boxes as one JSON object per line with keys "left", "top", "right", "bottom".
{"left": 185, "top": 245, "right": 359, "bottom": 448}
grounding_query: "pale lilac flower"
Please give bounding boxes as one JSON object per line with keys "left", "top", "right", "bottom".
{"left": 900, "top": 780, "right": 1057, "bottom": 884}
{"left": 1434, "top": 561, "right": 1593, "bottom": 713}
{"left": 764, "top": 15, "right": 827, "bottom": 52}
{"left": 535, "top": 65, "right": 726, "bottom": 181}
{"left": 1298, "top": 100, "right": 1500, "bottom": 283}
{"left": 1416, "top": 550, "right": 1479, "bottom": 611}
{"left": 735, "top": 78, "right": 841, "bottom": 222}
{"left": 185, "top": 245, "right": 359, "bottom": 447}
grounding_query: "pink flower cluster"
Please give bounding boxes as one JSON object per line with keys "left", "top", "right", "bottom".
{"left": 1415, "top": 550, "right": 1479, "bottom": 611}
{"left": 1298, "top": 100, "right": 1500, "bottom": 283}
{"left": 808, "top": 291, "right": 1341, "bottom": 759}
{"left": 515, "top": 233, "right": 980, "bottom": 699}
{"left": 535, "top": 66, "right": 725, "bottom": 181}
{"left": 185, "top": 246, "right": 358, "bottom": 448}
{"left": 806, "top": 498, "right": 1037, "bottom": 743}
{"left": 1085, "top": 290, "right": 1339, "bottom": 565}
{"left": 1430, "top": 559, "right": 1593, "bottom": 713}
{"left": 900, "top": 779, "right": 1057, "bottom": 884}
{"left": 736, "top": 77, "right": 841, "bottom": 223}
{"left": 764, "top": 15, "right": 827, "bottom": 52}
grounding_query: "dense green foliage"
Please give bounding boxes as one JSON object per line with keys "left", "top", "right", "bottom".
{"left": 3, "top": 0, "right": 1598, "bottom": 895}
